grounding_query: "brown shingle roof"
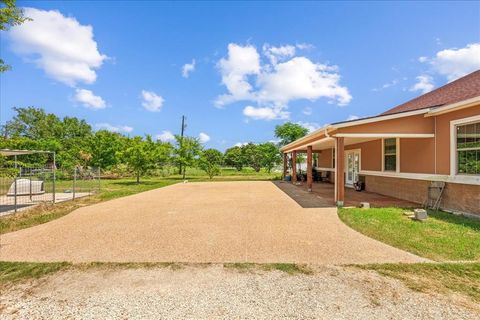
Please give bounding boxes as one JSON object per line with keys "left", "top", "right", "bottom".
{"left": 381, "top": 70, "right": 480, "bottom": 115}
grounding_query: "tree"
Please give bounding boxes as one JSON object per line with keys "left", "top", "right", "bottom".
{"left": 121, "top": 136, "right": 157, "bottom": 183}
{"left": 199, "top": 148, "right": 223, "bottom": 179}
{"left": 89, "top": 130, "right": 126, "bottom": 169}
{"left": 1, "top": 0, "right": 30, "bottom": 72}
{"left": 274, "top": 122, "right": 309, "bottom": 146}
{"left": 258, "top": 142, "right": 281, "bottom": 173}
{"left": 224, "top": 146, "right": 245, "bottom": 171}
{"left": 173, "top": 135, "right": 202, "bottom": 179}
{"left": 242, "top": 143, "right": 263, "bottom": 172}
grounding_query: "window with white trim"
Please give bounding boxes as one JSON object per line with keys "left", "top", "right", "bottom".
{"left": 383, "top": 138, "right": 397, "bottom": 171}
{"left": 456, "top": 121, "right": 480, "bottom": 175}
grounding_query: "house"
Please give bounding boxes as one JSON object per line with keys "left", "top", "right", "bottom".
{"left": 281, "top": 70, "right": 480, "bottom": 216}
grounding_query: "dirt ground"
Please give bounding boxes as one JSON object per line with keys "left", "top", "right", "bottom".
{"left": 0, "top": 181, "right": 425, "bottom": 264}
{"left": 1, "top": 264, "right": 478, "bottom": 319}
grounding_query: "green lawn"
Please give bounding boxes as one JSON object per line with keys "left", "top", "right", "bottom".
{"left": 338, "top": 207, "right": 480, "bottom": 262}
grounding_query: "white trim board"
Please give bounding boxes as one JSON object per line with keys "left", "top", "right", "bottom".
{"left": 334, "top": 133, "right": 434, "bottom": 138}
{"left": 360, "top": 170, "right": 480, "bottom": 186}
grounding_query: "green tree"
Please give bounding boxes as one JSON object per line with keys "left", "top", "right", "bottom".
{"left": 199, "top": 148, "right": 223, "bottom": 179}
{"left": 258, "top": 142, "right": 281, "bottom": 173}
{"left": 242, "top": 143, "right": 263, "bottom": 172}
{"left": 121, "top": 135, "right": 157, "bottom": 184}
{"left": 173, "top": 135, "right": 202, "bottom": 179}
{"left": 274, "top": 122, "right": 309, "bottom": 146}
{"left": 224, "top": 146, "right": 245, "bottom": 171}
{"left": 1, "top": 0, "right": 30, "bottom": 72}
{"left": 89, "top": 130, "right": 126, "bottom": 169}
{"left": 154, "top": 140, "right": 173, "bottom": 169}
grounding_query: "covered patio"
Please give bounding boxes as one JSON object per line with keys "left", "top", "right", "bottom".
{"left": 273, "top": 181, "right": 417, "bottom": 208}
{"left": 280, "top": 114, "right": 435, "bottom": 208}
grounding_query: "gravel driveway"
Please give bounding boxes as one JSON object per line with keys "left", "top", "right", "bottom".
{"left": 0, "top": 181, "right": 425, "bottom": 264}
{"left": 1, "top": 265, "right": 477, "bottom": 319}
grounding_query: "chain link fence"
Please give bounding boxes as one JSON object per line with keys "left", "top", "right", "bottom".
{"left": 0, "top": 165, "right": 100, "bottom": 216}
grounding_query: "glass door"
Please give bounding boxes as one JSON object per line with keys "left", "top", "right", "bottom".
{"left": 345, "top": 151, "right": 360, "bottom": 186}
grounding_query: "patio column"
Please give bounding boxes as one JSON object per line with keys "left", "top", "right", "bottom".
{"left": 335, "top": 137, "right": 345, "bottom": 206}
{"left": 283, "top": 153, "right": 288, "bottom": 178}
{"left": 306, "top": 146, "right": 313, "bottom": 191}
{"left": 291, "top": 150, "right": 297, "bottom": 184}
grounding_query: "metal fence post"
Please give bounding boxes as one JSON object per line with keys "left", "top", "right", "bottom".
{"left": 14, "top": 176, "right": 17, "bottom": 213}
{"left": 52, "top": 152, "right": 56, "bottom": 204}
{"left": 73, "top": 167, "right": 76, "bottom": 200}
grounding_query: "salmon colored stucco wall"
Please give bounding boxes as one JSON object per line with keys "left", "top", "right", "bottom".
{"left": 317, "top": 148, "right": 333, "bottom": 168}
{"left": 337, "top": 114, "right": 435, "bottom": 134}
{"left": 345, "top": 140, "right": 382, "bottom": 171}
{"left": 400, "top": 138, "right": 435, "bottom": 174}
{"left": 435, "top": 105, "right": 480, "bottom": 175}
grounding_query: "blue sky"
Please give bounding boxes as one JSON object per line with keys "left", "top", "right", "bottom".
{"left": 1, "top": 1, "right": 479, "bottom": 150}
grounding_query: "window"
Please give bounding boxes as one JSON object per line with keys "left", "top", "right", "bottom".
{"left": 456, "top": 121, "right": 480, "bottom": 175}
{"left": 383, "top": 138, "right": 397, "bottom": 171}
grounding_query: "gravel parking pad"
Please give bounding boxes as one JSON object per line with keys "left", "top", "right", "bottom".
{"left": 1, "top": 265, "right": 477, "bottom": 319}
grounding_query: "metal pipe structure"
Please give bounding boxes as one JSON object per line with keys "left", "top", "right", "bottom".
{"left": 52, "top": 152, "right": 56, "bottom": 204}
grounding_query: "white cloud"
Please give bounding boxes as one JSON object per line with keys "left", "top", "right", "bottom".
{"left": 141, "top": 90, "right": 164, "bottom": 112}
{"left": 234, "top": 142, "right": 248, "bottom": 147}
{"left": 296, "top": 121, "right": 320, "bottom": 133}
{"left": 346, "top": 115, "right": 360, "bottom": 121}
{"left": 156, "top": 130, "right": 175, "bottom": 142}
{"left": 73, "top": 89, "right": 106, "bottom": 109}
{"left": 410, "top": 75, "right": 435, "bottom": 94}
{"left": 302, "top": 107, "right": 313, "bottom": 115}
{"left": 243, "top": 105, "right": 289, "bottom": 121}
{"left": 296, "top": 43, "right": 315, "bottom": 50}
{"left": 198, "top": 132, "right": 210, "bottom": 143}
{"left": 182, "top": 59, "right": 196, "bottom": 78}
{"left": 418, "top": 43, "right": 480, "bottom": 82}
{"left": 95, "top": 123, "right": 133, "bottom": 133}
{"left": 263, "top": 44, "right": 296, "bottom": 64}
{"left": 8, "top": 8, "right": 107, "bottom": 86}
{"left": 215, "top": 43, "right": 351, "bottom": 120}
{"left": 215, "top": 43, "right": 261, "bottom": 107}
{"left": 372, "top": 79, "right": 399, "bottom": 91}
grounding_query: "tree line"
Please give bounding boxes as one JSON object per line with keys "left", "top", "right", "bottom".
{"left": 0, "top": 107, "right": 309, "bottom": 182}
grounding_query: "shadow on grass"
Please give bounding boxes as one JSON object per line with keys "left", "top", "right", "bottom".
{"left": 427, "top": 210, "right": 480, "bottom": 232}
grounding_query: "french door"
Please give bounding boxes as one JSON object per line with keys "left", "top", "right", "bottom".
{"left": 345, "top": 150, "right": 360, "bottom": 187}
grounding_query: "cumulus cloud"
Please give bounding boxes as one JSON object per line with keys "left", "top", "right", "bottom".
{"left": 182, "top": 59, "right": 196, "bottom": 78}
{"left": 419, "top": 43, "right": 480, "bottom": 82}
{"left": 296, "top": 121, "right": 320, "bottom": 133}
{"left": 8, "top": 8, "right": 107, "bottom": 86}
{"left": 263, "top": 44, "right": 296, "bottom": 64}
{"left": 215, "top": 43, "right": 351, "bottom": 120}
{"left": 234, "top": 142, "right": 249, "bottom": 147}
{"left": 243, "top": 105, "right": 289, "bottom": 121}
{"left": 156, "top": 130, "right": 175, "bottom": 142}
{"left": 198, "top": 132, "right": 210, "bottom": 143}
{"left": 346, "top": 115, "right": 360, "bottom": 121}
{"left": 141, "top": 90, "right": 164, "bottom": 112}
{"left": 95, "top": 123, "right": 133, "bottom": 133}
{"left": 73, "top": 89, "right": 106, "bottom": 109}
{"left": 410, "top": 75, "right": 434, "bottom": 94}
{"left": 216, "top": 43, "right": 261, "bottom": 107}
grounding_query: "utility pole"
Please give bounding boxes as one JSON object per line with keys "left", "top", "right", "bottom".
{"left": 179, "top": 115, "right": 187, "bottom": 178}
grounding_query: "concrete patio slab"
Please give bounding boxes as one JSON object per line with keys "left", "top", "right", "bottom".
{"left": 0, "top": 181, "right": 427, "bottom": 264}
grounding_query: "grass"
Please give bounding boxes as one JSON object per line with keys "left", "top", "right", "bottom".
{"left": 223, "top": 262, "right": 313, "bottom": 275}
{"left": 0, "top": 168, "right": 279, "bottom": 234}
{"left": 0, "top": 261, "right": 70, "bottom": 284}
{"left": 358, "top": 262, "right": 480, "bottom": 303}
{"left": 0, "top": 261, "right": 310, "bottom": 285}
{"left": 338, "top": 207, "right": 480, "bottom": 262}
